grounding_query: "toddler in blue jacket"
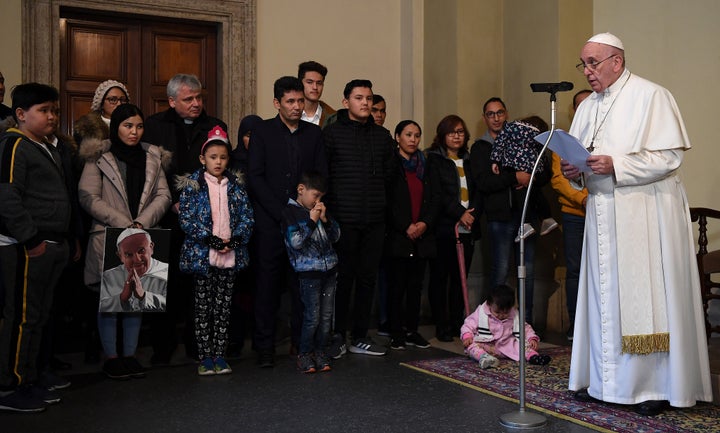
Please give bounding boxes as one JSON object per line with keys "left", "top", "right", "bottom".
{"left": 281, "top": 171, "right": 340, "bottom": 373}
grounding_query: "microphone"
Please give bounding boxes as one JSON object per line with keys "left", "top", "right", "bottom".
{"left": 530, "top": 82, "right": 574, "bottom": 93}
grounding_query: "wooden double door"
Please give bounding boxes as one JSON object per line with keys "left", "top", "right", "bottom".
{"left": 60, "top": 8, "right": 218, "bottom": 135}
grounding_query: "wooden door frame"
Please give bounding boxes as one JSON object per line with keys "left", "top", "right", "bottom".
{"left": 21, "top": 0, "right": 255, "bottom": 139}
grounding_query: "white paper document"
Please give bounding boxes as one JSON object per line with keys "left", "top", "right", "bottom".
{"left": 535, "top": 129, "right": 592, "bottom": 172}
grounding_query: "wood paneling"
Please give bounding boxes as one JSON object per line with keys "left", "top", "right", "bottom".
{"left": 59, "top": 9, "right": 218, "bottom": 134}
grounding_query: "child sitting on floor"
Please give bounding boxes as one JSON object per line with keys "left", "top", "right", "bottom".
{"left": 461, "top": 284, "right": 551, "bottom": 369}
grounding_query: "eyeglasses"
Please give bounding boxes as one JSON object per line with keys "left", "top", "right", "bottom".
{"left": 484, "top": 109, "right": 506, "bottom": 119}
{"left": 447, "top": 129, "right": 466, "bottom": 137}
{"left": 105, "top": 96, "right": 129, "bottom": 105}
{"left": 576, "top": 55, "right": 616, "bottom": 73}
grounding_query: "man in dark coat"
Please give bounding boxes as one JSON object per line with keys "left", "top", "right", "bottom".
{"left": 247, "top": 76, "right": 327, "bottom": 368}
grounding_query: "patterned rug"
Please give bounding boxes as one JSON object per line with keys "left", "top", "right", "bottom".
{"left": 401, "top": 346, "right": 719, "bottom": 433}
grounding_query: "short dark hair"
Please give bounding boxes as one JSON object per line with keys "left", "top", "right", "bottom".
{"left": 343, "top": 79, "right": 373, "bottom": 99}
{"left": 273, "top": 76, "right": 304, "bottom": 101}
{"left": 488, "top": 284, "right": 516, "bottom": 311}
{"left": 298, "top": 61, "right": 328, "bottom": 80}
{"left": 109, "top": 103, "right": 144, "bottom": 145}
{"left": 11, "top": 83, "right": 59, "bottom": 120}
{"left": 572, "top": 89, "right": 593, "bottom": 110}
{"left": 482, "top": 97, "right": 506, "bottom": 114}
{"left": 372, "top": 94, "right": 385, "bottom": 105}
{"left": 299, "top": 170, "right": 328, "bottom": 194}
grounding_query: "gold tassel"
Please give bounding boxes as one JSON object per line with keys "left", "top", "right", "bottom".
{"left": 621, "top": 332, "right": 670, "bottom": 355}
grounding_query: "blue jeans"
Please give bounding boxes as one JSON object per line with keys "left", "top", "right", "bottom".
{"left": 561, "top": 213, "right": 585, "bottom": 322}
{"left": 487, "top": 220, "right": 536, "bottom": 322}
{"left": 98, "top": 312, "right": 142, "bottom": 357}
{"left": 298, "top": 273, "right": 337, "bottom": 354}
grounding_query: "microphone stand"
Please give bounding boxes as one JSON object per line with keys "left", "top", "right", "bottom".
{"left": 498, "top": 90, "right": 560, "bottom": 430}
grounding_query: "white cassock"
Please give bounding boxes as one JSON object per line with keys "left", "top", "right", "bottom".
{"left": 568, "top": 68, "right": 712, "bottom": 407}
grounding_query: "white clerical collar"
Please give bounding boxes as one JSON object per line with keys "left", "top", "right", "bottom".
{"left": 602, "top": 68, "right": 631, "bottom": 97}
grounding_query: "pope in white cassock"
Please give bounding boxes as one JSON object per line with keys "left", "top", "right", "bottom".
{"left": 561, "top": 33, "right": 712, "bottom": 417}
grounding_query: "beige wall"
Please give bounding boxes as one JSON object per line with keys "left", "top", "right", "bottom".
{"left": 256, "top": 0, "right": 404, "bottom": 130}
{"left": 2, "top": 0, "right": 718, "bottom": 225}
{"left": 593, "top": 0, "right": 720, "bottom": 219}
{"left": 0, "top": 0, "right": 22, "bottom": 98}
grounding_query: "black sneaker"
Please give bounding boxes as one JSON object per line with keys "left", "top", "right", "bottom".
{"left": 27, "top": 384, "right": 61, "bottom": 405}
{"left": 0, "top": 388, "right": 46, "bottom": 413}
{"left": 38, "top": 371, "right": 71, "bottom": 390}
{"left": 405, "top": 331, "right": 430, "bottom": 349}
{"left": 566, "top": 322, "right": 575, "bottom": 341}
{"left": 528, "top": 354, "right": 552, "bottom": 366}
{"left": 122, "top": 357, "right": 147, "bottom": 379}
{"left": 390, "top": 337, "right": 406, "bottom": 350}
{"left": 348, "top": 337, "right": 387, "bottom": 356}
{"left": 436, "top": 329, "right": 455, "bottom": 342}
{"left": 103, "top": 358, "right": 132, "bottom": 380}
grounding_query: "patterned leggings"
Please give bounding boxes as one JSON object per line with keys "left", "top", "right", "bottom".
{"left": 194, "top": 267, "right": 236, "bottom": 360}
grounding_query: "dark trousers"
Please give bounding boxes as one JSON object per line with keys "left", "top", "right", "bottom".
{"left": 429, "top": 234, "right": 473, "bottom": 335}
{"left": 334, "top": 222, "right": 385, "bottom": 340}
{"left": 0, "top": 241, "right": 68, "bottom": 389}
{"left": 389, "top": 256, "right": 426, "bottom": 337}
{"left": 561, "top": 212, "right": 585, "bottom": 322}
{"left": 252, "top": 226, "right": 300, "bottom": 353}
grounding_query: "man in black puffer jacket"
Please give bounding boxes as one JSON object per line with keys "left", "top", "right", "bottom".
{"left": 322, "top": 79, "right": 396, "bottom": 358}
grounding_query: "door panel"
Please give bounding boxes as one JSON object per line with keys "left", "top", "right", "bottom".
{"left": 60, "top": 9, "right": 218, "bottom": 136}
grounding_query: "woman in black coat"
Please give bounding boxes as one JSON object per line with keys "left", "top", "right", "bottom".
{"left": 425, "top": 115, "right": 480, "bottom": 342}
{"left": 385, "top": 120, "right": 438, "bottom": 350}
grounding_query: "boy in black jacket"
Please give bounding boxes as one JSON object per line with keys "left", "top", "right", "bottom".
{"left": 0, "top": 83, "right": 71, "bottom": 412}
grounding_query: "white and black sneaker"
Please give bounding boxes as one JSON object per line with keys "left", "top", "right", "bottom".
{"left": 405, "top": 331, "right": 431, "bottom": 349}
{"left": 349, "top": 337, "right": 387, "bottom": 356}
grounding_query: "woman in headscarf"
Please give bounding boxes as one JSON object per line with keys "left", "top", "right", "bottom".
{"left": 78, "top": 103, "right": 171, "bottom": 380}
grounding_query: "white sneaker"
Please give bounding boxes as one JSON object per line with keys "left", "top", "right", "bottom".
{"left": 514, "top": 223, "right": 535, "bottom": 242}
{"left": 478, "top": 353, "right": 500, "bottom": 369}
{"left": 540, "top": 218, "right": 559, "bottom": 235}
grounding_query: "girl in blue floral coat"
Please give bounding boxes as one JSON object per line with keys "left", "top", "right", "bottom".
{"left": 178, "top": 126, "right": 254, "bottom": 376}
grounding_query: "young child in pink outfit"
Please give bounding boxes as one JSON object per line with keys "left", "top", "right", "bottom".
{"left": 461, "top": 284, "right": 551, "bottom": 369}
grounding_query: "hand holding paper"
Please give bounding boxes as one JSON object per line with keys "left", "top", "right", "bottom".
{"left": 535, "top": 129, "right": 592, "bottom": 172}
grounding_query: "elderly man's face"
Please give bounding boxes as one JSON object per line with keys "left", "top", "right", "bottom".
{"left": 117, "top": 233, "right": 154, "bottom": 277}
{"left": 579, "top": 42, "right": 624, "bottom": 93}
{"left": 169, "top": 84, "right": 203, "bottom": 120}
